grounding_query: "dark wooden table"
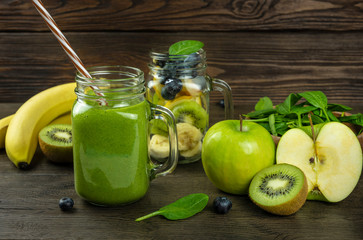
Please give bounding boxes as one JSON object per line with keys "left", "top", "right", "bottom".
{"left": 0, "top": 103, "right": 362, "bottom": 240}
{"left": 1, "top": 0, "right": 363, "bottom": 239}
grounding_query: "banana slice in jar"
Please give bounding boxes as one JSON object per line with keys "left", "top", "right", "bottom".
{"left": 177, "top": 123, "right": 203, "bottom": 151}
{"left": 149, "top": 122, "right": 203, "bottom": 160}
{"left": 149, "top": 134, "right": 169, "bottom": 159}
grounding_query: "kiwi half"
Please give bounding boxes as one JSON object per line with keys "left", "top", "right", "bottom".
{"left": 249, "top": 163, "right": 308, "bottom": 216}
{"left": 171, "top": 100, "right": 208, "bottom": 132}
{"left": 38, "top": 124, "right": 73, "bottom": 163}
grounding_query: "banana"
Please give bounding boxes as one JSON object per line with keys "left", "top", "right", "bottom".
{"left": 149, "top": 134, "right": 169, "bottom": 159}
{"left": 0, "top": 111, "right": 72, "bottom": 150}
{"left": 0, "top": 114, "right": 14, "bottom": 149}
{"left": 5, "top": 82, "right": 76, "bottom": 169}
{"left": 177, "top": 123, "right": 202, "bottom": 151}
{"left": 180, "top": 141, "right": 202, "bottom": 158}
{"left": 48, "top": 111, "right": 72, "bottom": 125}
{"left": 149, "top": 122, "right": 203, "bottom": 160}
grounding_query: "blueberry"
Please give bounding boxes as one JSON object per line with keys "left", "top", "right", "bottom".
{"left": 184, "top": 52, "right": 201, "bottom": 68}
{"left": 213, "top": 196, "right": 232, "bottom": 214}
{"left": 154, "top": 59, "right": 167, "bottom": 68}
{"left": 218, "top": 99, "right": 225, "bottom": 108}
{"left": 161, "top": 78, "right": 183, "bottom": 100}
{"left": 59, "top": 197, "right": 74, "bottom": 211}
{"left": 161, "top": 87, "right": 175, "bottom": 100}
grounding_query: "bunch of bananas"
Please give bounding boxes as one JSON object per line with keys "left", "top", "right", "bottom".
{"left": 0, "top": 83, "right": 76, "bottom": 169}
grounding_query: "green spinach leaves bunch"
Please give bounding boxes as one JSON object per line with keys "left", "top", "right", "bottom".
{"left": 244, "top": 91, "right": 363, "bottom": 137}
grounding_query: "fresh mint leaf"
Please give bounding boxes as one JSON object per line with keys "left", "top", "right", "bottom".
{"left": 169, "top": 40, "right": 204, "bottom": 55}
{"left": 135, "top": 193, "right": 209, "bottom": 221}
{"left": 255, "top": 97, "right": 273, "bottom": 111}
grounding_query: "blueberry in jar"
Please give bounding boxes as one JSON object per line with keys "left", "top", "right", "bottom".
{"left": 213, "top": 196, "right": 232, "bottom": 214}
{"left": 184, "top": 52, "right": 201, "bottom": 68}
{"left": 161, "top": 78, "right": 183, "bottom": 100}
{"left": 59, "top": 197, "right": 74, "bottom": 211}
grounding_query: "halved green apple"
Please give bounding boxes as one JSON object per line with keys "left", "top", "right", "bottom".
{"left": 276, "top": 122, "right": 362, "bottom": 202}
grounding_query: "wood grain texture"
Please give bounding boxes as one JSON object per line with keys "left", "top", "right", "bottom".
{"left": 1, "top": 31, "right": 363, "bottom": 106}
{"left": 1, "top": 0, "right": 363, "bottom": 31}
{"left": 0, "top": 103, "right": 362, "bottom": 240}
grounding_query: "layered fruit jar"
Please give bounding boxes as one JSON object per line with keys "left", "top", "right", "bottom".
{"left": 146, "top": 48, "right": 233, "bottom": 164}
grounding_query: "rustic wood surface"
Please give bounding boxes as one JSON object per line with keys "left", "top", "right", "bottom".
{"left": 0, "top": 103, "right": 362, "bottom": 240}
{"left": 2, "top": 0, "right": 363, "bottom": 31}
{"left": 1, "top": 0, "right": 363, "bottom": 239}
{"left": 1, "top": 31, "right": 363, "bottom": 105}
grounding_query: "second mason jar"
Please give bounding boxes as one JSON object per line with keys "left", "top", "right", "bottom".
{"left": 147, "top": 48, "right": 234, "bottom": 164}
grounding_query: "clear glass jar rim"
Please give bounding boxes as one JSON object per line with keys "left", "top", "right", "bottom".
{"left": 149, "top": 48, "right": 206, "bottom": 58}
{"left": 75, "top": 65, "right": 144, "bottom": 84}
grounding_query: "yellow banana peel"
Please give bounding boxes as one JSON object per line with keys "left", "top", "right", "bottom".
{"left": 0, "top": 111, "right": 72, "bottom": 150}
{"left": 5, "top": 82, "right": 76, "bottom": 169}
{"left": 0, "top": 114, "right": 14, "bottom": 149}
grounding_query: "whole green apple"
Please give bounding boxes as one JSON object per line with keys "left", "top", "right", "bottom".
{"left": 202, "top": 120, "right": 275, "bottom": 195}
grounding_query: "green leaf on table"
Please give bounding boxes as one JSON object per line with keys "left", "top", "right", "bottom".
{"left": 135, "top": 193, "right": 209, "bottom": 221}
{"left": 255, "top": 96, "right": 273, "bottom": 111}
{"left": 276, "top": 93, "right": 301, "bottom": 115}
{"left": 169, "top": 40, "right": 204, "bottom": 55}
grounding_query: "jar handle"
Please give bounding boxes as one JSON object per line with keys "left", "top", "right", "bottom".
{"left": 149, "top": 104, "right": 178, "bottom": 179}
{"left": 211, "top": 78, "right": 234, "bottom": 119}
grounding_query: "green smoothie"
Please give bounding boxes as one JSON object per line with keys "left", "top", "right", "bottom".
{"left": 72, "top": 100, "right": 150, "bottom": 206}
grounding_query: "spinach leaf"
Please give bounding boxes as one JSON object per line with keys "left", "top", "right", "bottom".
{"left": 327, "top": 110, "right": 340, "bottom": 122}
{"left": 299, "top": 91, "right": 330, "bottom": 121}
{"left": 340, "top": 113, "right": 363, "bottom": 127}
{"left": 276, "top": 93, "right": 301, "bottom": 115}
{"left": 299, "top": 91, "right": 327, "bottom": 109}
{"left": 328, "top": 103, "right": 352, "bottom": 112}
{"left": 135, "top": 193, "right": 209, "bottom": 221}
{"left": 169, "top": 40, "right": 204, "bottom": 55}
{"left": 255, "top": 96, "right": 273, "bottom": 111}
{"left": 275, "top": 122, "right": 290, "bottom": 136}
{"left": 245, "top": 108, "right": 276, "bottom": 118}
{"left": 269, "top": 114, "right": 277, "bottom": 136}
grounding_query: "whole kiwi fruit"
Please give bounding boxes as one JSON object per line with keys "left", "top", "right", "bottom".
{"left": 38, "top": 124, "right": 73, "bottom": 163}
{"left": 248, "top": 163, "right": 308, "bottom": 216}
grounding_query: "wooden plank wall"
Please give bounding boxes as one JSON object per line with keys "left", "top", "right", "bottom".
{"left": 1, "top": 0, "right": 363, "bottom": 106}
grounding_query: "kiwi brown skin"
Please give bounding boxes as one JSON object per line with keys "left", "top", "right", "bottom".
{"left": 38, "top": 124, "right": 73, "bottom": 164}
{"left": 250, "top": 175, "right": 308, "bottom": 216}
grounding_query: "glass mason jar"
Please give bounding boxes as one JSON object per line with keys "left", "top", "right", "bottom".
{"left": 146, "top": 49, "right": 234, "bottom": 164}
{"left": 72, "top": 66, "right": 178, "bottom": 206}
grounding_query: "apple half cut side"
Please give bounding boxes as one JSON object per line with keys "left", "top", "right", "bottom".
{"left": 276, "top": 122, "right": 362, "bottom": 202}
